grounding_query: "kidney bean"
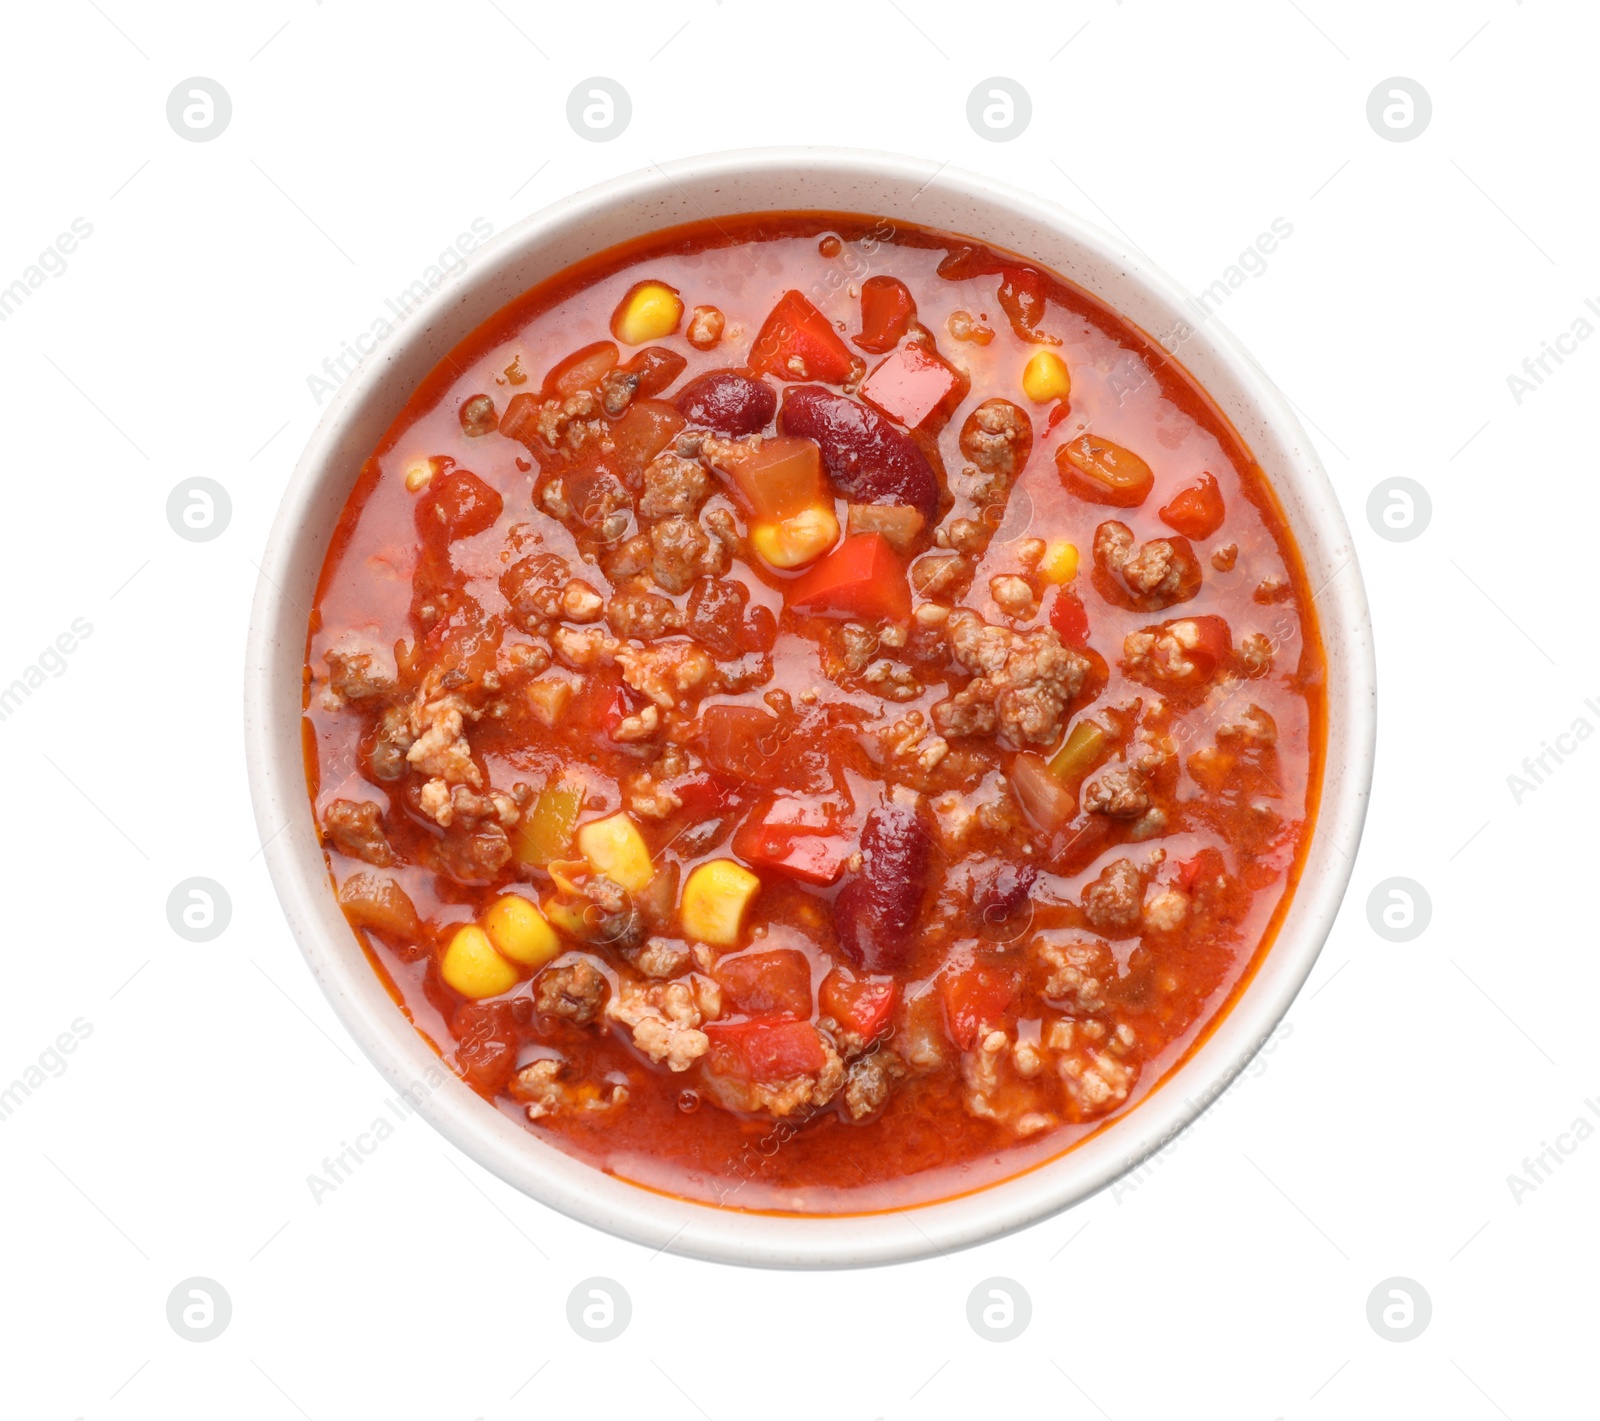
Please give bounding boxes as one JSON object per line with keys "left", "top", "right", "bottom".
{"left": 674, "top": 370, "right": 777, "bottom": 436}
{"left": 833, "top": 804, "right": 930, "bottom": 972}
{"left": 779, "top": 386, "right": 939, "bottom": 519}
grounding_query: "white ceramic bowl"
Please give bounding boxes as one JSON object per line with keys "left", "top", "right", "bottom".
{"left": 245, "top": 147, "right": 1375, "bottom": 1268}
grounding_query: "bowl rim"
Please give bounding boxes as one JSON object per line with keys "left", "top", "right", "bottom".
{"left": 244, "top": 144, "right": 1375, "bottom": 1269}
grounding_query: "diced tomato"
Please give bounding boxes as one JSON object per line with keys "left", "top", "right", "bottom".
{"left": 606, "top": 399, "right": 685, "bottom": 479}
{"left": 939, "top": 965, "right": 1017, "bottom": 1052}
{"left": 732, "top": 795, "right": 852, "bottom": 885}
{"left": 667, "top": 771, "right": 730, "bottom": 818}
{"left": 860, "top": 342, "right": 968, "bottom": 431}
{"left": 853, "top": 276, "right": 916, "bottom": 354}
{"left": 699, "top": 705, "right": 794, "bottom": 785}
{"left": 714, "top": 949, "right": 814, "bottom": 1018}
{"left": 706, "top": 1017, "right": 826, "bottom": 1080}
{"left": 1176, "top": 845, "right": 1227, "bottom": 894}
{"left": 1158, "top": 472, "right": 1225, "bottom": 541}
{"left": 819, "top": 970, "right": 898, "bottom": 1043}
{"left": 750, "top": 291, "right": 858, "bottom": 384}
{"left": 1049, "top": 587, "right": 1091, "bottom": 646}
{"left": 786, "top": 534, "right": 911, "bottom": 622}
{"left": 419, "top": 470, "right": 502, "bottom": 540}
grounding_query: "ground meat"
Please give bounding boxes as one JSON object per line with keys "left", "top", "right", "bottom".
{"left": 1094, "top": 521, "right": 1201, "bottom": 611}
{"left": 990, "top": 574, "right": 1038, "bottom": 620}
{"left": 875, "top": 711, "right": 951, "bottom": 779}
{"left": 500, "top": 553, "right": 571, "bottom": 633}
{"left": 638, "top": 453, "right": 709, "bottom": 520}
{"left": 433, "top": 822, "right": 512, "bottom": 882}
{"left": 960, "top": 398, "right": 1032, "bottom": 478}
{"left": 510, "top": 1058, "right": 627, "bottom": 1120}
{"left": 607, "top": 588, "right": 681, "bottom": 641}
{"left": 961, "top": 1030, "right": 1057, "bottom": 1137}
{"left": 1211, "top": 543, "right": 1239, "bottom": 572}
{"left": 406, "top": 693, "right": 481, "bottom": 787}
{"left": 1082, "top": 763, "right": 1151, "bottom": 818}
{"left": 944, "top": 518, "right": 988, "bottom": 556}
{"left": 560, "top": 580, "right": 604, "bottom": 623}
{"left": 1081, "top": 857, "right": 1144, "bottom": 934}
{"left": 630, "top": 937, "right": 692, "bottom": 978}
{"left": 1122, "top": 619, "right": 1223, "bottom": 684}
{"left": 687, "top": 304, "right": 725, "bottom": 349}
{"left": 534, "top": 958, "right": 608, "bottom": 1024}
{"left": 599, "top": 367, "right": 639, "bottom": 416}
{"left": 1048, "top": 1019, "right": 1138, "bottom": 1122}
{"left": 529, "top": 388, "right": 603, "bottom": 452}
{"left": 1142, "top": 885, "right": 1190, "bottom": 932}
{"left": 606, "top": 978, "right": 721, "bottom": 1071}
{"left": 612, "top": 705, "right": 660, "bottom": 742}
{"left": 1239, "top": 632, "right": 1274, "bottom": 677}
{"left": 367, "top": 704, "right": 413, "bottom": 782}
{"left": 703, "top": 1038, "right": 846, "bottom": 1118}
{"left": 911, "top": 552, "right": 973, "bottom": 603}
{"left": 1035, "top": 935, "right": 1115, "bottom": 1013}
{"left": 565, "top": 875, "right": 646, "bottom": 951}
{"left": 649, "top": 515, "right": 718, "bottom": 594}
{"left": 840, "top": 1050, "right": 904, "bottom": 1122}
{"left": 1217, "top": 704, "right": 1278, "bottom": 747}
{"left": 326, "top": 649, "right": 393, "bottom": 701}
{"left": 419, "top": 781, "right": 519, "bottom": 829}
{"left": 864, "top": 660, "right": 921, "bottom": 701}
{"left": 322, "top": 799, "right": 396, "bottom": 866}
{"left": 932, "top": 611, "right": 1090, "bottom": 749}
{"left": 617, "top": 641, "right": 712, "bottom": 710}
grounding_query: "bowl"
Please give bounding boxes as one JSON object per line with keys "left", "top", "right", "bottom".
{"left": 244, "top": 146, "right": 1375, "bottom": 1268}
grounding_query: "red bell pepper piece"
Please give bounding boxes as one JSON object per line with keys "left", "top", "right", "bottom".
{"left": 786, "top": 534, "right": 911, "bottom": 622}
{"left": 732, "top": 795, "right": 853, "bottom": 885}
{"left": 750, "top": 290, "right": 858, "bottom": 384}
{"left": 860, "top": 341, "right": 968, "bottom": 431}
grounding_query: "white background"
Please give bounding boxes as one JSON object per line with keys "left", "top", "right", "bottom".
{"left": 2, "top": 1, "right": 1592, "bottom": 1416}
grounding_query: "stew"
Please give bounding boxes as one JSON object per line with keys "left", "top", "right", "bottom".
{"left": 304, "top": 213, "right": 1325, "bottom": 1212}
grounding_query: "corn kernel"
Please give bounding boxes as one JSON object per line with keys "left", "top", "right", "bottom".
{"left": 611, "top": 281, "right": 684, "bottom": 345}
{"left": 749, "top": 504, "right": 840, "bottom": 570}
{"left": 1039, "top": 539, "right": 1080, "bottom": 584}
{"left": 1021, "top": 350, "right": 1071, "bottom": 404}
{"left": 440, "top": 924, "right": 519, "bottom": 999}
{"left": 483, "top": 893, "right": 561, "bottom": 968}
{"left": 576, "top": 812, "right": 654, "bottom": 894}
{"left": 403, "top": 458, "right": 435, "bottom": 492}
{"left": 680, "top": 860, "right": 762, "bottom": 947}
